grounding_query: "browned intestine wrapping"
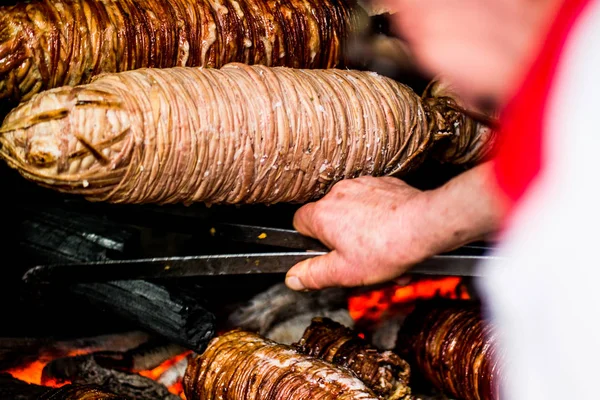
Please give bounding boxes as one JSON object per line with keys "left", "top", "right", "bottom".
{"left": 423, "top": 80, "right": 498, "bottom": 166}
{"left": 0, "top": 0, "right": 365, "bottom": 102}
{"left": 183, "top": 329, "right": 380, "bottom": 400}
{"left": 294, "top": 317, "right": 412, "bottom": 400}
{"left": 396, "top": 301, "right": 504, "bottom": 400}
{"left": 0, "top": 64, "right": 495, "bottom": 205}
{"left": 37, "top": 384, "right": 127, "bottom": 399}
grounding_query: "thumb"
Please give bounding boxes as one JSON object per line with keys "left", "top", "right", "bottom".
{"left": 285, "top": 251, "right": 349, "bottom": 291}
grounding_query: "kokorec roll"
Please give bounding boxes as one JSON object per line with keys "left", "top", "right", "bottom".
{"left": 0, "top": 64, "right": 496, "bottom": 205}
{"left": 183, "top": 329, "right": 381, "bottom": 400}
{"left": 0, "top": 0, "right": 365, "bottom": 102}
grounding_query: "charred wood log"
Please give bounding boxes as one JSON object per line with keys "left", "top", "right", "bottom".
{"left": 92, "top": 340, "right": 186, "bottom": 372}
{"left": 16, "top": 205, "right": 138, "bottom": 266}
{"left": 294, "top": 317, "right": 412, "bottom": 400}
{"left": 36, "top": 385, "right": 127, "bottom": 400}
{"left": 10, "top": 203, "right": 216, "bottom": 351}
{"left": 0, "top": 373, "right": 49, "bottom": 400}
{"left": 0, "top": 332, "right": 150, "bottom": 371}
{"left": 70, "top": 281, "right": 215, "bottom": 353}
{"left": 0, "top": 374, "right": 127, "bottom": 400}
{"left": 226, "top": 282, "right": 350, "bottom": 336}
{"left": 41, "top": 355, "right": 180, "bottom": 400}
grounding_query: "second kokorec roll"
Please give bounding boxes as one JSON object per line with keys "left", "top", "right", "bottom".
{"left": 0, "top": 0, "right": 365, "bottom": 102}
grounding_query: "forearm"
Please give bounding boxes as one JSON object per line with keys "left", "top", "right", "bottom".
{"left": 418, "top": 161, "right": 506, "bottom": 256}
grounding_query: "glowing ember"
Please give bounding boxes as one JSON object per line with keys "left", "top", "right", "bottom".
{"left": 348, "top": 277, "right": 470, "bottom": 322}
{"left": 139, "top": 351, "right": 192, "bottom": 396}
{"left": 5, "top": 349, "right": 90, "bottom": 387}
{"left": 7, "top": 360, "right": 59, "bottom": 387}
{"left": 3, "top": 349, "right": 191, "bottom": 398}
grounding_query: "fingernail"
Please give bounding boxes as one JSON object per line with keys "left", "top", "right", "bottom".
{"left": 286, "top": 275, "right": 306, "bottom": 291}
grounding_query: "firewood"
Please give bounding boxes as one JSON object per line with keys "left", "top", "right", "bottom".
{"left": 0, "top": 0, "right": 365, "bottom": 102}
{"left": 41, "top": 354, "right": 180, "bottom": 400}
{"left": 0, "top": 332, "right": 150, "bottom": 371}
{"left": 92, "top": 341, "right": 187, "bottom": 372}
{"left": 0, "top": 64, "right": 496, "bottom": 205}
{"left": 0, "top": 374, "right": 126, "bottom": 400}
{"left": 0, "top": 373, "right": 50, "bottom": 400}
{"left": 36, "top": 385, "right": 127, "bottom": 400}
{"left": 70, "top": 281, "right": 216, "bottom": 353}
{"left": 16, "top": 204, "right": 138, "bottom": 266}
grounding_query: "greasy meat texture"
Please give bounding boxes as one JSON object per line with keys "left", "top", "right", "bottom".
{"left": 183, "top": 329, "right": 380, "bottom": 400}
{"left": 423, "top": 80, "right": 498, "bottom": 166}
{"left": 396, "top": 301, "right": 503, "bottom": 400}
{"left": 0, "top": 0, "right": 364, "bottom": 102}
{"left": 294, "top": 317, "right": 411, "bottom": 400}
{"left": 0, "top": 64, "right": 496, "bottom": 205}
{"left": 37, "top": 384, "right": 127, "bottom": 399}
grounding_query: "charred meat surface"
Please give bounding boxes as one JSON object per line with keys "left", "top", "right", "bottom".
{"left": 294, "top": 317, "right": 411, "bottom": 400}
{"left": 423, "top": 80, "right": 498, "bottom": 166}
{"left": 183, "top": 329, "right": 380, "bottom": 400}
{"left": 396, "top": 301, "right": 503, "bottom": 400}
{"left": 0, "top": 64, "right": 495, "bottom": 205}
{"left": 0, "top": 0, "right": 365, "bottom": 102}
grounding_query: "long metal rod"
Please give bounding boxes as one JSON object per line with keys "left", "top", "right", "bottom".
{"left": 22, "top": 253, "right": 503, "bottom": 284}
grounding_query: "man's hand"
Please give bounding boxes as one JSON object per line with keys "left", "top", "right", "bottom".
{"left": 285, "top": 176, "right": 434, "bottom": 291}
{"left": 285, "top": 163, "right": 505, "bottom": 291}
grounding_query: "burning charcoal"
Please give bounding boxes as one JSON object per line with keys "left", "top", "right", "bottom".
{"left": 70, "top": 281, "right": 216, "bottom": 353}
{"left": 16, "top": 204, "right": 138, "bottom": 266}
{"left": 396, "top": 301, "right": 503, "bottom": 400}
{"left": 226, "top": 282, "right": 351, "bottom": 338}
{"left": 0, "top": 332, "right": 150, "bottom": 371}
{"left": 371, "top": 317, "right": 406, "bottom": 351}
{"left": 92, "top": 340, "right": 187, "bottom": 372}
{"left": 0, "top": 374, "right": 126, "bottom": 399}
{"left": 294, "top": 317, "right": 412, "bottom": 400}
{"left": 0, "top": 373, "right": 49, "bottom": 400}
{"left": 184, "top": 330, "right": 380, "bottom": 400}
{"left": 266, "top": 309, "right": 354, "bottom": 345}
{"left": 36, "top": 384, "right": 128, "bottom": 399}
{"left": 156, "top": 357, "right": 189, "bottom": 388}
{"left": 41, "top": 354, "right": 180, "bottom": 400}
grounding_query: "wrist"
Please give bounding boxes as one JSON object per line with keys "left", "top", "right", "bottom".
{"left": 416, "top": 163, "right": 504, "bottom": 256}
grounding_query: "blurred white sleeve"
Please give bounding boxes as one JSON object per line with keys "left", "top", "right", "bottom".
{"left": 478, "top": 1, "right": 600, "bottom": 398}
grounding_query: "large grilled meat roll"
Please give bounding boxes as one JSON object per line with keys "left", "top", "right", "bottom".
{"left": 0, "top": 63, "right": 495, "bottom": 205}
{"left": 396, "top": 301, "right": 504, "bottom": 400}
{"left": 0, "top": 0, "right": 364, "bottom": 102}
{"left": 183, "top": 329, "right": 380, "bottom": 400}
{"left": 295, "top": 317, "right": 411, "bottom": 400}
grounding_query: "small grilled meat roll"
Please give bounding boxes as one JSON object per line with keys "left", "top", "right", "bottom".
{"left": 294, "top": 317, "right": 411, "bottom": 400}
{"left": 37, "top": 384, "right": 127, "bottom": 399}
{"left": 0, "top": 0, "right": 365, "bottom": 102}
{"left": 396, "top": 301, "right": 504, "bottom": 400}
{"left": 183, "top": 329, "right": 380, "bottom": 400}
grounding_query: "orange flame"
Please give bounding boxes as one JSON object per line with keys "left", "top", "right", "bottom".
{"left": 348, "top": 277, "right": 469, "bottom": 322}
{"left": 5, "top": 349, "right": 91, "bottom": 388}
{"left": 3, "top": 350, "right": 191, "bottom": 398}
{"left": 138, "top": 351, "right": 191, "bottom": 396}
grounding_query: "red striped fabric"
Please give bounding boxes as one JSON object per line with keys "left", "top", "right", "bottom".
{"left": 492, "top": 0, "right": 593, "bottom": 217}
